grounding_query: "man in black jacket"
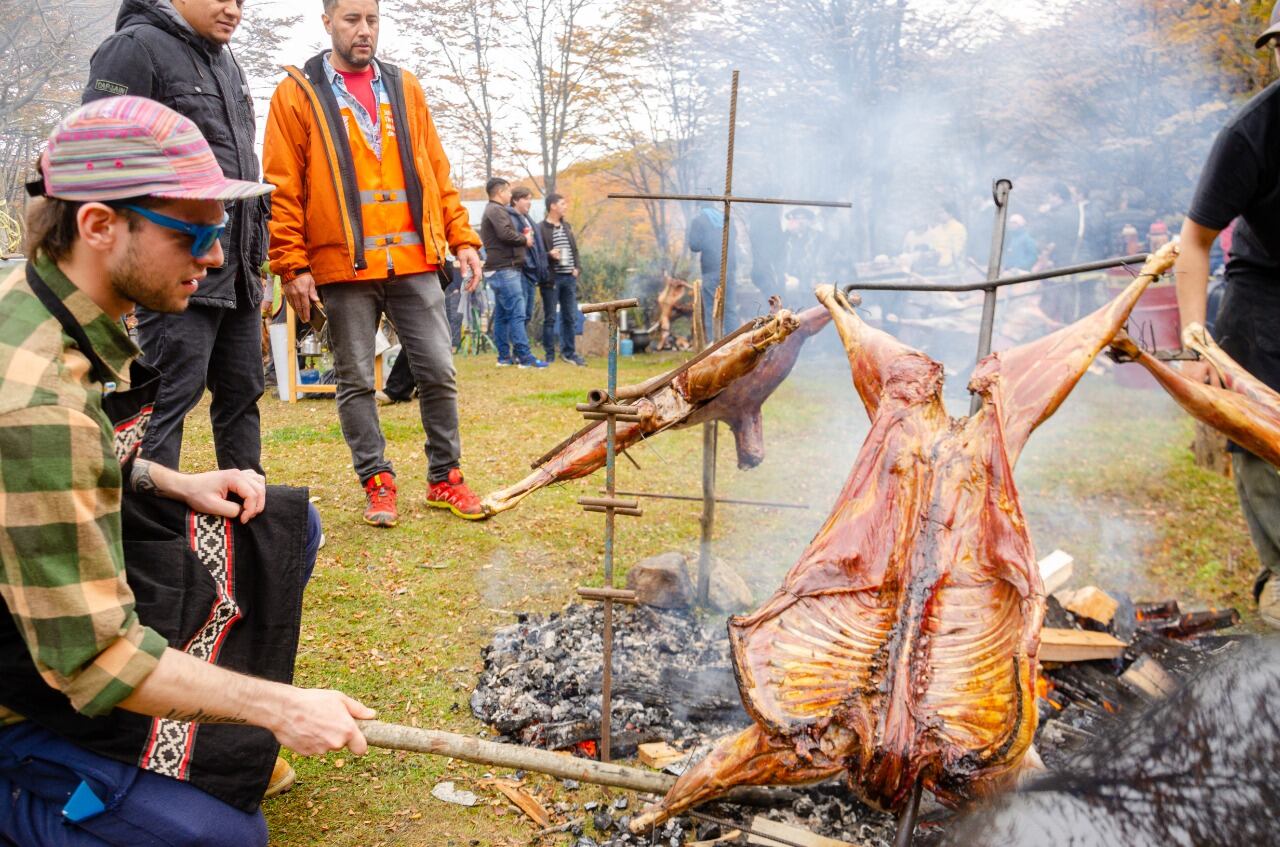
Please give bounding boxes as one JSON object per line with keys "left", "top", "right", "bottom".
{"left": 84, "top": 0, "right": 269, "bottom": 475}
{"left": 480, "top": 178, "right": 544, "bottom": 368}
{"left": 539, "top": 193, "right": 586, "bottom": 365}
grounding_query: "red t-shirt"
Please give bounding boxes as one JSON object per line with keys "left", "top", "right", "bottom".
{"left": 336, "top": 66, "right": 377, "bottom": 121}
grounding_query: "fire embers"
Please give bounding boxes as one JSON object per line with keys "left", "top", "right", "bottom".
{"left": 470, "top": 604, "right": 750, "bottom": 753}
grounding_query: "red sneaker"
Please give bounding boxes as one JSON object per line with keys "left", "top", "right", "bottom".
{"left": 426, "top": 468, "right": 487, "bottom": 520}
{"left": 363, "top": 473, "right": 399, "bottom": 527}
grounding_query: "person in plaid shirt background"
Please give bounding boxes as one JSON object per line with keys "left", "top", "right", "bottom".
{"left": 0, "top": 98, "right": 373, "bottom": 846}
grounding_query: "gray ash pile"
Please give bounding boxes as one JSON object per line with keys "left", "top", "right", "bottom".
{"left": 470, "top": 603, "right": 748, "bottom": 753}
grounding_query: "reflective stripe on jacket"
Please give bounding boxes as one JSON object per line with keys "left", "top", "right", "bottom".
{"left": 263, "top": 53, "right": 481, "bottom": 286}
{"left": 347, "top": 98, "right": 432, "bottom": 281}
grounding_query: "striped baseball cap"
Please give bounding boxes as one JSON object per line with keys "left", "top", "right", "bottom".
{"left": 27, "top": 96, "right": 273, "bottom": 202}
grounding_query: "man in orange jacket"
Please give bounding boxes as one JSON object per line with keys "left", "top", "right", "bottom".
{"left": 264, "top": 0, "right": 486, "bottom": 526}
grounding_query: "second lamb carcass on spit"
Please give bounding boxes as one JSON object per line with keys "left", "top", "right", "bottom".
{"left": 481, "top": 306, "right": 830, "bottom": 516}
{"left": 631, "top": 243, "right": 1181, "bottom": 832}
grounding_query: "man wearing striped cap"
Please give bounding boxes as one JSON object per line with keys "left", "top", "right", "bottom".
{"left": 0, "top": 97, "right": 372, "bottom": 846}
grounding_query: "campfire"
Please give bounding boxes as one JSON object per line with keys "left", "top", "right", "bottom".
{"left": 468, "top": 552, "right": 1246, "bottom": 846}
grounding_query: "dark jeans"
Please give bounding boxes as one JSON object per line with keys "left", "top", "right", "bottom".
{"left": 384, "top": 350, "right": 414, "bottom": 402}
{"left": 319, "top": 273, "right": 461, "bottom": 485}
{"left": 522, "top": 270, "right": 556, "bottom": 360}
{"left": 553, "top": 272, "right": 579, "bottom": 358}
{"left": 136, "top": 301, "right": 264, "bottom": 474}
{"left": 489, "top": 269, "right": 532, "bottom": 363}
{"left": 1235, "top": 451, "right": 1280, "bottom": 584}
{"left": 0, "top": 723, "right": 266, "bottom": 847}
{"left": 699, "top": 281, "right": 736, "bottom": 339}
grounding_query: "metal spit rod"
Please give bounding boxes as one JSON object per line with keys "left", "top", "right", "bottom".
{"left": 844, "top": 251, "right": 1151, "bottom": 293}
{"left": 893, "top": 781, "right": 925, "bottom": 847}
{"left": 697, "top": 69, "right": 741, "bottom": 607}
{"left": 608, "top": 489, "right": 810, "bottom": 510}
{"left": 971, "top": 179, "right": 1013, "bottom": 415}
{"left": 576, "top": 297, "right": 638, "bottom": 764}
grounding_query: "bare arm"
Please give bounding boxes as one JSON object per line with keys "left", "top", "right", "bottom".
{"left": 118, "top": 647, "right": 374, "bottom": 755}
{"left": 1175, "top": 218, "right": 1220, "bottom": 385}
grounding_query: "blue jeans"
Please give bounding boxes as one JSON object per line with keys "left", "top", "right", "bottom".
{"left": 489, "top": 269, "right": 532, "bottom": 363}
{"left": 0, "top": 722, "right": 268, "bottom": 847}
{"left": 554, "top": 272, "right": 579, "bottom": 358}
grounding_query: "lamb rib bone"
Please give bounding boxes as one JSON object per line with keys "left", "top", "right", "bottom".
{"left": 630, "top": 242, "right": 1180, "bottom": 832}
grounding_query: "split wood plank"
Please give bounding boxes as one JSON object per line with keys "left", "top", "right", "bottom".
{"left": 490, "top": 780, "right": 551, "bottom": 828}
{"left": 747, "top": 816, "right": 861, "bottom": 846}
{"left": 1062, "top": 585, "right": 1119, "bottom": 626}
{"left": 638, "top": 741, "right": 687, "bottom": 770}
{"left": 1038, "top": 549, "right": 1074, "bottom": 596}
{"left": 1120, "top": 655, "right": 1178, "bottom": 699}
{"left": 1039, "top": 628, "right": 1127, "bottom": 663}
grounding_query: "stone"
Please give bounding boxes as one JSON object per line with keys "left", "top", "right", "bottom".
{"left": 626, "top": 552, "right": 694, "bottom": 609}
{"left": 578, "top": 319, "right": 610, "bottom": 358}
{"left": 707, "top": 559, "right": 753, "bottom": 612}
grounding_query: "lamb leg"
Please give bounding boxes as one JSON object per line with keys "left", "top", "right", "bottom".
{"left": 1183, "top": 322, "right": 1280, "bottom": 407}
{"left": 1110, "top": 331, "right": 1280, "bottom": 466}
{"left": 815, "top": 285, "right": 933, "bottom": 421}
{"left": 628, "top": 723, "right": 846, "bottom": 833}
{"left": 970, "top": 242, "right": 1179, "bottom": 464}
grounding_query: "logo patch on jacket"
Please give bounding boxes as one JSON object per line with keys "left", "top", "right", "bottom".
{"left": 93, "top": 79, "right": 129, "bottom": 96}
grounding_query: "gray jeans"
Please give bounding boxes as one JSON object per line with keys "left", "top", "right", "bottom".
{"left": 1234, "top": 451, "right": 1280, "bottom": 600}
{"left": 320, "top": 273, "right": 460, "bottom": 484}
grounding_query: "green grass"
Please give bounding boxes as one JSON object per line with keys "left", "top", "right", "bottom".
{"left": 170, "top": 351, "right": 1260, "bottom": 845}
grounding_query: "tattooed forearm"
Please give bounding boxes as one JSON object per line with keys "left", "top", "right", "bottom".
{"left": 161, "top": 707, "right": 249, "bottom": 725}
{"left": 131, "top": 459, "right": 160, "bottom": 496}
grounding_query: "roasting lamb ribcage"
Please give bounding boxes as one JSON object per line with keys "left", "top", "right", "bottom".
{"left": 631, "top": 244, "right": 1186, "bottom": 831}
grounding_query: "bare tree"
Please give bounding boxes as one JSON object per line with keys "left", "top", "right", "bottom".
{"left": 392, "top": 0, "right": 512, "bottom": 185}
{"left": 232, "top": 7, "right": 303, "bottom": 108}
{"left": 512, "top": 0, "right": 627, "bottom": 195}
{"left": 0, "top": 0, "right": 117, "bottom": 207}
{"left": 598, "top": 0, "right": 711, "bottom": 261}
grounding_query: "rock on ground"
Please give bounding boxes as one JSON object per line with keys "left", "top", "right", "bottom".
{"left": 626, "top": 552, "right": 694, "bottom": 609}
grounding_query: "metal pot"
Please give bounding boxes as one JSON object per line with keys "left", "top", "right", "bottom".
{"left": 298, "top": 335, "right": 322, "bottom": 356}
{"left": 629, "top": 329, "right": 650, "bottom": 354}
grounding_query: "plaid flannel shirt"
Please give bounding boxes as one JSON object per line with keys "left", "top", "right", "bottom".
{"left": 0, "top": 257, "right": 167, "bottom": 725}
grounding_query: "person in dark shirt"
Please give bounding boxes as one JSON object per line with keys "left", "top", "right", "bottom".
{"left": 686, "top": 200, "right": 737, "bottom": 338}
{"left": 1176, "top": 5, "right": 1280, "bottom": 629}
{"left": 84, "top": 0, "right": 268, "bottom": 476}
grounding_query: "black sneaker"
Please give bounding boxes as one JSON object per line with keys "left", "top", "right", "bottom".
{"left": 565, "top": 354, "right": 587, "bottom": 367}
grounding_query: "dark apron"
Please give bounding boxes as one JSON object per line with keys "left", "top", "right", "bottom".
{"left": 0, "top": 265, "right": 308, "bottom": 813}
{"left": 1215, "top": 279, "right": 1280, "bottom": 601}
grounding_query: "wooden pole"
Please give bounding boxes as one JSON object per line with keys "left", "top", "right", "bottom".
{"left": 358, "top": 721, "right": 786, "bottom": 808}
{"left": 359, "top": 721, "right": 673, "bottom": 794}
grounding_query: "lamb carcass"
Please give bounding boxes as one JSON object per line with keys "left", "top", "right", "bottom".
{"left": 632, "top": 243, "right": 1180, "bottom": 832}
{"left": 481, "top": 306, "right": 830, "bottom": 516}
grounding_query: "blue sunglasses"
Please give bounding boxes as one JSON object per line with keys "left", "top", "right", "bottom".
{"left": 117, "top": 204, "right": 228, "bottom": 257}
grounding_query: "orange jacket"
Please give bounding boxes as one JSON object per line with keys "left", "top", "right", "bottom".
{"left": 263, "top": 55, "right": 481, "bottom": 285}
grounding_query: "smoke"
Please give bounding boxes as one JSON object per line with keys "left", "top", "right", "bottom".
{"left": 643, "top": 0, "right": 1236, "bottom": 602}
